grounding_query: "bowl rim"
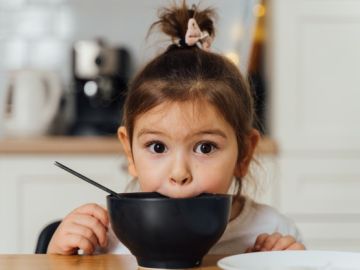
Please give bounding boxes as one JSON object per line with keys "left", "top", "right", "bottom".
{"left": 107, "top": 192, "right": 232, "bottom": 201}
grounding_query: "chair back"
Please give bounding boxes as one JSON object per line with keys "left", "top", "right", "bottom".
{"left": 35, "top": 220, "right": 61, "bottom": 254}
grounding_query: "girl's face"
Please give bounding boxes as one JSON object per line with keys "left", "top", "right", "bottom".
{"left": 119, "top": 101, "right": 258, "bottom": 198}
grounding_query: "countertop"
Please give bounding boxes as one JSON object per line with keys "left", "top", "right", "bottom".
{"left": 0, "top": 136, "right": 277, "bottom": 155}
{"left": 0, "top": 254, "right": 224, "bottom": 270}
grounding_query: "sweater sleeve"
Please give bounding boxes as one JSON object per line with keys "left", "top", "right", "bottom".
{"left": 250, "top": 201, "right": 305, "bottom": 245}
{"left": 275, "top": 213, "right": 304, "bottom": 244}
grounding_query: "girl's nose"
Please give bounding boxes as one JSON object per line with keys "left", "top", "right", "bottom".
{"left": 169, "top": 155, "right": 192, "bottom": 186}
{"left": 170, "top": 175, "right": 192, "bottom": 186}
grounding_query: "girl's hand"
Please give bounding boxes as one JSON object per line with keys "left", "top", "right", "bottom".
{"left": 245, "top": 232, "right": 305, "bottom": 253}
{"left": 47, "top": 203, "right": 109, "bottom": 255}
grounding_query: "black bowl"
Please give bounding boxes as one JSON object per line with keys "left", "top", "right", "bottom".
{"left": 107, "top": 192, "right": 232, "bottom": 269}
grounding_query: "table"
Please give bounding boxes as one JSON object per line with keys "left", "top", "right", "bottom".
{"left": 0, "top": 254, "right": 224, "bottom": 270}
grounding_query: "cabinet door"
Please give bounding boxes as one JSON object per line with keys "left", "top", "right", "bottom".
{"left": 268, "top": 0, "right": 360, "bottom": 152}
{"left": 278, "top": 156, "right": 360, "bottom": 214}
{"left": 0, "top": 155, "right": 131, "bottom": 253}
{"left": 297, "top": 221, "right": 360, "bottom": 252}
{"left": 277, "top": 156, "right": 360, "bottom": 251}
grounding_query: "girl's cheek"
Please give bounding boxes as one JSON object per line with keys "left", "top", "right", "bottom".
{"left": 194, "top": 159, "right": 235, "bottom": 193}
{"left": 136, "top": 157, "right": 168, "bottom": 191}
{"left": 195, "top": 173, "right": 227, "bottom": 193}
{"left": 201, "top": 178, "right": 227, "bottom": 193}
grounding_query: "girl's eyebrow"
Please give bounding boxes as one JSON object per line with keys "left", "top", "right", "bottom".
{"left": 137, "top": 128, "right": 227, "bottom": 139}
{"left": 137, "top": 128, "right": 166, "bottom": 138}
{"left": 193, "top": 129, "right": 227, "bottom": 139}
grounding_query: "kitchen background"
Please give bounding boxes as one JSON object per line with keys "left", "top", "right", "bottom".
{"left": 0, "top": 0, "right": 264, "bottom": 137}
{"left": 1, "top": 0, "right": 360, "bottom": 255}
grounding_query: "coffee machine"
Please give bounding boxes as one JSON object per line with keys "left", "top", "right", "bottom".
{"left": 69, "top": 39, "right": 130, "bottom": 136}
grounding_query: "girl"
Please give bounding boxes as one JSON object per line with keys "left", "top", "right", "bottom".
{"left": 48, "top": 2, "right": 305, "bottom": 255}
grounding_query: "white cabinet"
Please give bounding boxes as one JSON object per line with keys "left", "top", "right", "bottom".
{"left": 278, "top": 156, "right": 360, "bottom": 252}
{"left": 0, "top": 154, "right": 132, "bottom": 253}
{"left": 268, "top": 0, "right": 360, "bottom": 251}
{"left": 278, "top": 157, "right": 360, "bottom": 215}
{"left": 269, "top": 0, "right": 360, "bottom": 152}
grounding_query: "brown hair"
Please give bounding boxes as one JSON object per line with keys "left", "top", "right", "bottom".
{"left": 122, "top": 1, "right": 256, "bottom": 204}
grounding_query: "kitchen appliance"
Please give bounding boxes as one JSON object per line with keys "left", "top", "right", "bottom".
{"left": 2, "top": 69, "right": 62, "bottom": 137}
{"left": 69, "top": 39, "right": 130, "bottom": 136}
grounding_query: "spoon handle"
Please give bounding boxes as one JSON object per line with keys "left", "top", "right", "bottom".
{"left": 54, "top": 161, "right": 121, "bottom": 198}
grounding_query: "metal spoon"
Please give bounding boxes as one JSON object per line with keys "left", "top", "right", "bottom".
{"left": 54, "top": 161, "right": 122, "bottom": 199}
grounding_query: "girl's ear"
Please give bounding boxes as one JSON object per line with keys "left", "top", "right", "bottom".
{"left": 118, "top": 126, "right": 138, "bottom": 177}
{"left": 234, "top": 129, "right": 261, "bottom": 178}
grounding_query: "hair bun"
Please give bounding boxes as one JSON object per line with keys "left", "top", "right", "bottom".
{"left": 150, "top": 1, "right": 216, "bottom": 46}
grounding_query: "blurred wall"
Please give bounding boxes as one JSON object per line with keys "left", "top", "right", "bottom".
{"left": 0, "top": 0, "right": 258, "bottom": 85}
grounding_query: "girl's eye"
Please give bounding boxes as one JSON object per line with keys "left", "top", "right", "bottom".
{"left": 148, "top": 142, "right": 167, "bottom": 153}
{"left": 194, "top": 142, "right": 217, "bottom": 154}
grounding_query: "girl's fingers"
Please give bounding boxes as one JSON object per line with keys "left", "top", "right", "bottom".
{"left": 66, "top": 223, "right": 99, "bottom": 249}
{"left": 271, "top": 235, "right": 296, "bottom": 251}
{"left": 72, "top": 214, "right": 108, "bottom": 247}
{"left": 72, "top": 203, "right": 109, "bottom": 229}
{"left": 67, "top": 234, "right": 95, "bottom": 255}
{"left": 287, "top": 242, "right": 306, "bottom": 250}
{"left": 253, "top": 233, "right": 269, "bottom": 251}
{"left": 47, "top": 204, "right": 109, "bottom": 255}
{"left": 261, "top": 232, "right": 282, "bottom": 251}
{"left": 247, "top": 233, "right": 305, "bottom": 254}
